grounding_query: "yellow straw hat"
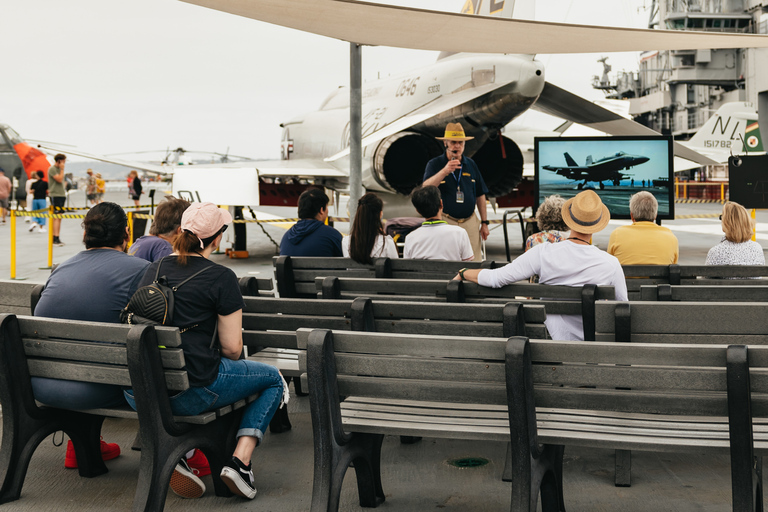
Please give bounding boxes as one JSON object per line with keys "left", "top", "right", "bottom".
{"left": 561, "top": 190, "right": 611, "bottom": 234}
{"left": 435, "top": 122, "right": 474, "bottom": 141}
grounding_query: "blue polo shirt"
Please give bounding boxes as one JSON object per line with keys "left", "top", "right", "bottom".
{"left": 423, "top": 153, "right": 489, "bottom": 219}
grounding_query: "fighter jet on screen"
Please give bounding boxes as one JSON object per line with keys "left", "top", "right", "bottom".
{"left": 543, "top": 151, "right": 650, "bottom": 189}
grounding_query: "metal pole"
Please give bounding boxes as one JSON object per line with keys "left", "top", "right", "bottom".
{"left": 348, "top": 42, "right": 363, "bottom": 225}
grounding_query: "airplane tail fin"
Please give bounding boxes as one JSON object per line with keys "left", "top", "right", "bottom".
{"left": 586, "top": 155, "right": 593, "bottom": 165}
{"left": 687, "top": 102, "right": 758, "bottom": 152}
{"left": 564, "top": 152, "right": 578, "bottom": 167}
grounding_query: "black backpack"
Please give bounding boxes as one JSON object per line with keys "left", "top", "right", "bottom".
{"left": 120, "top": 257, "right": 210, "bottom": 326}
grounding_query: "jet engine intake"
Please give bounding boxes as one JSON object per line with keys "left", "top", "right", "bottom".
{"left": 371, "top": 132, "right": 444, "bottom": 196}
{"left": 470, "top": 135, "right": 524, "bottom": 197}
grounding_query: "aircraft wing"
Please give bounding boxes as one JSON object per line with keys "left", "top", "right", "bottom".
{"left": 181, "top": 0, "right": 768, "bottom": 54}
{"left": 197, "top": 159, "right": 347, "bottom": 178}
{"left": 325, "top": 80, "right": 515, "bottom": 162}
{"left": 35, "top": 143, "right": 168, "bottom": 175}
{"left": 532, "top": 82, "right": 718, "bottom": 166}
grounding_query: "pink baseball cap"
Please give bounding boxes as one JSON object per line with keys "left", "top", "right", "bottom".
{"left": 180, "top": 202, "right": 232, "bottom": 248}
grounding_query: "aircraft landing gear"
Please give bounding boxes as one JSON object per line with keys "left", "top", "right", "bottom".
{"left": 577, "top": 183, "right": 584, "bottom": 190}
{"left": 599, "top": 182, "right": 605, "bottom": 190}
{"left": 613, "top": 178, "right": 620, "bottom": 186}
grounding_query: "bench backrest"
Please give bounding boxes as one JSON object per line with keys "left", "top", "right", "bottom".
{"left": 0, "top": 280, "right": 40, "bottom": 315}
{"left": 241, "top": 296, "right": 548, "bottom": 352}
{"left": 273, "top": 255, "right": 496, "bottom": 298}
{"left": 298, "top": 328, "right": 510, "bottom": 408}
{"left": 640, "top": 284, "right": 768, "bottom": 302}
{"left": 595, "top": 301, "right": 768, "bottom": 344}
{"left": 622, "top": 265, "right": 768, "bottom": 299}
{"left": 507, "top": 337, "right": 768, "bottom": 455}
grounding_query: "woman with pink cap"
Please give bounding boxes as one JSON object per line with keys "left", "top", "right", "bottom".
{"left": 124, "top": 202, "right": 285, "bottom": 500}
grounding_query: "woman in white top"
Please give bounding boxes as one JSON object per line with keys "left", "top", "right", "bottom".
{"left": 342, "top": 192, "right": 399, "bottom": 263}
{"left": 706, "top": 201, "right": 765, "bottom": 266}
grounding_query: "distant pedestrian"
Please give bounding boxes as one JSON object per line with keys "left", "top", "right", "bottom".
{"left": 95, "top": 173, "right": 105, "bottom": 203}
{"left": 128, "top": 170, "right": 142, "bottom": 208}
{"left": 279, "top": 188, "right": 343, "bottom": 257}
{"left": 48, "top": 153, "right": 67, "bottom": 245}
{"left": 342, "top": 192, "right": 398, "bottom": 264}
{"left": 0, "top": 169, "right": 11, "bottom": 224}
{"left": 706, "top": 201, "right": 765, "bottom": 268}
{"left": 29, "top": 171, "right": 48, "bottom": 232}
{"left": 86, "top": 169, "right": 98, "bottom": 205}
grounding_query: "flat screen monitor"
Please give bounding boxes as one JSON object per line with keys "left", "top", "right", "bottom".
{"left": 534, "top": 135, "right": 675, "bottom": 220}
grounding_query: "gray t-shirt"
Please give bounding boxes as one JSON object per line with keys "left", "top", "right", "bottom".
{"left": 36, "top": 249, "right": 150, "bottom": 323}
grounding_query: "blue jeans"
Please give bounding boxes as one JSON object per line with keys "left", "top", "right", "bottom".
{"left": 32, "top": 199, "right": 46, "bottom": 226}
{"left": 32, "top": 377, "right": 126, "bottom": 409}
{"left": 125, "top": 358, "right": 283, "bottom": 442}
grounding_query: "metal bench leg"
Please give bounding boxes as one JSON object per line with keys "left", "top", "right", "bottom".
{"left": 0, "top": 422, "right": 58, "bottom": 504}
{"left": 293, "top": 376, "right": 308, "bottom": 397}
{"left": 615, "top": 449, "right": 631, "bottom": 487}
{"left": 64, "top": 413, "right": 109, "bottom": 478}
{"left": 353, "top": 434, "right": 386, "bottom": 508}
{"left": 269, "top": 405, "right": 292, "bottom": 434}
{"left": 502, "top": 442, "right": 513, "bottom": 482}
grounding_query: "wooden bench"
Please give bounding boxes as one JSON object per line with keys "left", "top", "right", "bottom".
{"left": 299, "top": 328, "right": 767, "bottom": 511}
{"left": 622, "top": 264, "right": 768, "bottom": 300}
{"left": 640, "top": 284, "right": 768, "bottom": 302}
{"left": 273, "top": 255, "right": 498, "bottom": 298}
{"left": 0, "top": 314, "right": 254, "bottom": 512}
{"left": 242, "top": 295, "right": 547, "bottom": 424}
{"left": 0, "top": 280, "right": 39, "bottom": 315}
{"left": 316, "top": 277, "right": 613, "bottom": 340}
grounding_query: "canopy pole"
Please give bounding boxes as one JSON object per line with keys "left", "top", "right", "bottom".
{"left": 348, "top": 42, "right": 363, "bottom": 225}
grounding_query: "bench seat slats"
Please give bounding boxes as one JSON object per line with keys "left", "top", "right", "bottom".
{"left": 294, "top": 269, "right": 375, "bottom": 280}
{"left": 16, "top": 317, "right": 182, "bottom": 347}
{"left": 243, "top": 315, "right": 352, "bottom": 331}
{"left": 243, "top": 297, "right": 353, "bottom": 315}
{"left": 336, "top": 375, "right": 506, "bottom": 405}
{"left": 27, "top": 360, "right": 190, "bottom": 391}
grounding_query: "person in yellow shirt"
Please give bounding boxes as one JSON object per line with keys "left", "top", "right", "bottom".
{"left": 95, "top": 173, "right": 106, "bottom": 203}
{"left": 608, "top": 191, "right": 679, "bottom": 265}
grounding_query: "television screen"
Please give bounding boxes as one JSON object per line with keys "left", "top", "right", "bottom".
{"left": 534, "top": 135, "right": 675, "bottom": 220}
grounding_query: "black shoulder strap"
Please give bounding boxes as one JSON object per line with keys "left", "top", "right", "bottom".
{"left": 153, "top": 256, "right": 212, "bottom": 290}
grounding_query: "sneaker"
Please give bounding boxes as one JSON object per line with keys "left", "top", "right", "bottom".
{"left": 170, "top": 458, "right": 206, "bottom": 499}
{"left": 185, "top": 449, "right": 211, "bottom": 477}
{"left": 53, "top": 237, "right": 64, "bottom": 246}
{"left": 28, "top": 223, "right": 37, "bottom": 232}
{"left": 38, "top": 226, "right": 46, "bottom": 233}
{"left": 220, "top": 456, "right": 257, "bottom": 499}
{"left": 64, "top": 438, "right": 121, "bottom": 469}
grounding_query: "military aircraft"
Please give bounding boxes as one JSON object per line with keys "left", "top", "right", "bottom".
{"left": 543, "top": 151, "right": 650, "bottom": 189}
{"left": 0, "top": 124, "right": 53, "bottom": 202}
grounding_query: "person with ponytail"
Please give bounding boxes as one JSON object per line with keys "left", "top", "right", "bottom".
{"left": 342, "top": 192, "right": 398, "bottom": 264}
{"left": 123, "top": 202, "right": 285, "bottom": 501}
{"left": 34, "top": 201, "right": 150, "bottom": 469}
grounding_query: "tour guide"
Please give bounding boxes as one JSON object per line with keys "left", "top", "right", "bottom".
{"left": 422, "top": 122, "right": 489, "bottom": 261}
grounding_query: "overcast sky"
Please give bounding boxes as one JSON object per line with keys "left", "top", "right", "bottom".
{"left": 1, "top": 0, "right": 649, "bottom": 163}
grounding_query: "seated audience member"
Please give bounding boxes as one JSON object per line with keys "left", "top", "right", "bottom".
{"left": 608, "top": 191, "right": 678, "bottom": 265}
{"left": 124, "top": 203, "right": 285, "bottom": 500}
{"left": 706, "top": 201, "right": 765, "bottom": 266}
{"left": 525, "top": 194, "right": 569, "bottom": 251}
{"left": 129, "top": 197, "right": 191, "bottom": 262}
{"left": 279, "top": 188, "right": 343, "bottom": 257}
{"left": 342, "top": 192, "right": 398, "bottom": 263}
{"left": 455, "top": 190, "right": 628, "bottom": 340}
{"left": 403, "top": 186, "right": 474, "bottom": 261}
{"left": 33, "top": 202, "right": 150, "bottom": 469}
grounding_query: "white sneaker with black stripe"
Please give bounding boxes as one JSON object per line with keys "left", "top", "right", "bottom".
{"left": 220, "top": 456, "right": 257, "bottom": 499}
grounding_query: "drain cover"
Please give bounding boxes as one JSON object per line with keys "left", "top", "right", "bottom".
{"left": 448, "top": 457, "right": 490, "bottom": 468}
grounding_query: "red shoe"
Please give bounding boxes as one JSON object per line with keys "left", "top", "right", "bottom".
{"left": 64, "top": 438, "right": 121, "bottom": 469}
{"left": 185, "top": 449, "right": 211, "bottom": 477}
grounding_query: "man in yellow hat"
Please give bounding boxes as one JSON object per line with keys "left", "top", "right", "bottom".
{"left": 454, "top": 190, "right": 628, "bottom": 341}
{"left": 422, "top": 122, "right": 489, "bottom": 261}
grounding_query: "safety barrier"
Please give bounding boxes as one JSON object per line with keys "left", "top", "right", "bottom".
{"left": 674, "top": 179, "right": 728, "bottom": 203}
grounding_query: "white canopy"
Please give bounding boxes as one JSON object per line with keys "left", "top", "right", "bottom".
{"left": 181, "top": 0, "right": 768, "bottom": 54}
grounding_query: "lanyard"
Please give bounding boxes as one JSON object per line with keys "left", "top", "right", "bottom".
{"left": 422, "top": 220, "right": 447, "bottom": 226}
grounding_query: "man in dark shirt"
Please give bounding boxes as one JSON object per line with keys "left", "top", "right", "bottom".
{"left": 279, "top": 188, "right": 342, "bottom": 257}
{"left": 129, "top": 197, "right": 190, "bottom": 262}
{"left": 422, "top": 123, "right": 490, "bottom": 261}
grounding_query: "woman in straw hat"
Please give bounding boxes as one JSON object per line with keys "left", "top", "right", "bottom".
{"left": 422, "top": 122, "right": 490, "bottom": 261}
{"left": 454, "top": 190, "right": 628, "bottom": 340}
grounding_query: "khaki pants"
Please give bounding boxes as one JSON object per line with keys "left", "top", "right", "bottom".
{"left": 442, "top": 212, "right": 482, "bottom": 261}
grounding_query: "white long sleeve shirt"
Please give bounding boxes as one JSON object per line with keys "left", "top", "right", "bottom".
{"left": 478, "top": 241, "right": 628, "bottom": 341}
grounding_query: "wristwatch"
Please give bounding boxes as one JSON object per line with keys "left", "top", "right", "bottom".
{"left": 458, "top": 268, "right": 467, "bottom": 280}
{"left": 481, "top": 220, "right": 490, "bottom": 225}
